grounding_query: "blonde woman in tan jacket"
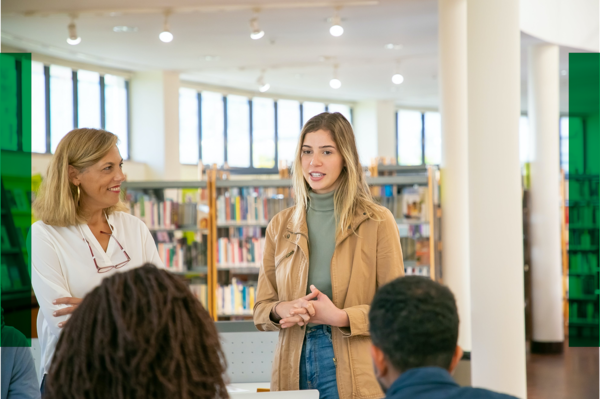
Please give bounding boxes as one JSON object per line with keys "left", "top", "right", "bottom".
{"left": 253, "top": 112, "right": 404, "bottom": 399}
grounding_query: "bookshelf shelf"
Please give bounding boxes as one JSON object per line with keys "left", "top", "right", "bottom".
{"left": 170, "top": 268, "right": 208, "bottom": 276}
{"left": 216, "top": 179, "right": 291, "bottom": 188}
{"left": 217, "top": 221, "right": 269, "bottom": 228}
{"left": 569, "top": 225, "right": 599, "bottom": 230}
{"left": 568, "top": 247, "right": 599, "bottom": 252}
{"left": 218, "top": 266, "right": 261, "bottom": 274}
{"left": 396, "top": 219, "right": 428, "bottom": 225}
{"left": 149, "top": 227, "right": 208, "bottom": 233}
{"left": 569, "top": 296, "right": 598, "bottom": 301}
{"left": 569, "top": 318, "right": 599, "bottom": 326}
{"left": 2, "top": 248, "right": 20, "bottom": 255}
{"left": 122, "top": 181, "right": 208, "bottom": 189}
{"left": 569, "top": 272, "right": 599, "bottom": 276}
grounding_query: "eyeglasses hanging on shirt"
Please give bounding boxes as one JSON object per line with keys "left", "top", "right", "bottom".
{"left": 78, "top": 212, "right": 131, "bottom": 273}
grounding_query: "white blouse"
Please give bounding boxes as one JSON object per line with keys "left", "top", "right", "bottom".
{"left": 31, "top": 211, "right": 163, "bottom": 378}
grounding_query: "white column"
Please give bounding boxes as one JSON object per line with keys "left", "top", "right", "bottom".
{"left": 528, "top": 44, "right": 563, "bottom": 348}
{"left": 353, "top": 100, "right": 396, "bottom": 165}
{"left": 130, "top": 70, "right": 180, "bottom": 180}
{"left": 438, "top": 0, "right": 472, "bottom": 353}
{"left": 467, "top": 1, "right": 527, "bottom": 397}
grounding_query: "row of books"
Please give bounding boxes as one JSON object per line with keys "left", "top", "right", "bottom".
{"left": 216, "top": 187, "right": 294, "bottom": 224}
{"left": 189, "top": 281, "right": 208, "bottom": 310}
{"left": 405, "top": 266, "right": 430, "bottom": 277}
{"left": 130, "top": 197, "right": 205, "bottom": 230}
{"left": 400, "top": 237, "right": 430, "bottom": 266}
{"left": 217, "top": 278, "right": 257, "bottom": 315}
{"left": 570, "top": 253, "right": 598, "bottom": 274}
{"left": 154, "top": 231, "right": 208, "bottom": 271}
{"left": 374, "top": 186, "right": 431, "bottom": 221}
{"left": 570, "top": 302, "right": 597, "bottom": 322}
{"left": 217, "top": 236, "right": 265, "bottom": 266}
{"left": 570, "top": 276, "right": 596, "bottom": 297}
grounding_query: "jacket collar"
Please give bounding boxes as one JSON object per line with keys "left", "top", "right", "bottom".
{"left": 387, "top": 367, "right": 459, "bottom": 397}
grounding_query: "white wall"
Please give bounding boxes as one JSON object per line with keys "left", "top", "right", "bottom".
{"left": 520, "top": 0, "right": 599, "bottom": 51}
{"left": 353, "top": 100, "right": 396, "bottom": 166}
{"left": 32, "top": 153, "right": 148, "bottom": 181}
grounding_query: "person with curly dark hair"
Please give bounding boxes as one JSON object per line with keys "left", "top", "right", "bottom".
{"left": 369, "top": 276, "right": 518, "bottom": 399}
{"left": 43, "top": 263, "right": 229, "bottom": 399}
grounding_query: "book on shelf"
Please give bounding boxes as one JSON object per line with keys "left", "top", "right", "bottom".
{"left": 217, "top": 187, "right": 294, "bottom": 225}
{"left": 153, "top": 230, "right": 208, "bottom": 272}
{"left": 217, "top": 278, "right": 256, "bottom": 316}
{"left": 373, "top": 186, "right": 430, "bottom": 222}
{"left": 189, "top": 280, "right": 208, "bottom": 310}
{"left": 127, "top": 188, "right": 209, "bottom": 230}
{"left": 217, "top": 227, "right": 265, "bottom": 267}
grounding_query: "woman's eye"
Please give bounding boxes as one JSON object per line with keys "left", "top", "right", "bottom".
{"left": 104, "top": 166, "right": 112, "bottom": 171}
{"left": 323, "top": 151, "right": 332, "bottom": 155}
{"left": 302, "top": 150, "right": 312, "bottom": 155}
{"left": 119, "top": 163, "right": 124, "bottom": 168}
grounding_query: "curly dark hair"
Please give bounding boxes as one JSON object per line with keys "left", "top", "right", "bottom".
{"left": 45, "top": 264, "right": 229, "bottom": 399}
{"left": 369, "top": 276, "right": 459, "bottom": 373}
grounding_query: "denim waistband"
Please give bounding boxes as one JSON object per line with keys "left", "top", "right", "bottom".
{"left": 305, "top": 324, "right": 331, "bottom": 335}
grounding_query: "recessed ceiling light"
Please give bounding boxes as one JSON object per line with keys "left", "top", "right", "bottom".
{"left": 385, "top": 43, "right": 403, "bottom": 50}
{"left": 204, "top": 55, "right": 220, "bottom": 61}
{"left": 113, "top": 26, "right": 138, "bottom": 33}
{"left": 561, "top": 70, "right": 567, "bottom": 76}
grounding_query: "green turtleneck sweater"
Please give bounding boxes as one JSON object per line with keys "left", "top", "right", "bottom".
{"left": 306, "top": 190, "right": 336, "bottom": 302}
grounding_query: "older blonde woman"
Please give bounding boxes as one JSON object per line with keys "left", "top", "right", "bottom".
{"left": 31, "top": 128, "right": 163, "bottom": 394}
{"left": 254, "top": 112, "right": 404, "bottom": 399}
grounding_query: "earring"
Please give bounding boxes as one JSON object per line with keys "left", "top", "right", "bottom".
{"left": 76, "top": 186, "right": 80, "bottom": 206}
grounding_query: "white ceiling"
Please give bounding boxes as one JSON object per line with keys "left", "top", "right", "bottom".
{"left": 1, "top": 0, "right": 577, "bottom": 111}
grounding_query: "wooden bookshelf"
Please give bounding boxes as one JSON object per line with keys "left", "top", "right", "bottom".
{"left": 123, "top": 165, "right": 442, "bottom": 321}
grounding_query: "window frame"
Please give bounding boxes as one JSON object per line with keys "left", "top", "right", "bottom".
{"left": 28, "top": 62, "right": 131, "bottom": 157}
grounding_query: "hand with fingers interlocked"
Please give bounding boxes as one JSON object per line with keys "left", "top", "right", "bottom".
{"left": 276, "top": 285, "right": 350, "bottom": 328}
{"left": 52, "top": 297, "right": 83, "bottom": 328}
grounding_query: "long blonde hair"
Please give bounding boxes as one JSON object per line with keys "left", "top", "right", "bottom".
{"left": 33, "top": 128, "right": 128, "bottom": 227}
{"left": 292, "top": 112, "right": 382, "bottom": 234}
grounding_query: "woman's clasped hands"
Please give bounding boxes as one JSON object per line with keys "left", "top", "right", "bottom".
{"left": 277, "top": 285, "right": 350, "bottom": 328}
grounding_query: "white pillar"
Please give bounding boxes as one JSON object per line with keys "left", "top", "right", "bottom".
{"left": 528, "top": 44, "right": 563, "bottom": 349}
{"left": 467, "top": 0, "right": 527, "bottom": 397}
{"left": 438, "top": 0, "right": 472, "bottom": 353}
{"left": 353, "top": 100, "right": 396, "bottom": 165}
{"left": 130, "top": 70, "right": 180, "bottom": 180}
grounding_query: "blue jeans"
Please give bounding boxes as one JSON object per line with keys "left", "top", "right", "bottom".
{"left": 299, "top": 325, "right": 340, "bottom": 399}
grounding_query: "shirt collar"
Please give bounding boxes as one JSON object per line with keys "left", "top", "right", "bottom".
{"left": 387, "top": 367, "right": 459, "bottom": 396}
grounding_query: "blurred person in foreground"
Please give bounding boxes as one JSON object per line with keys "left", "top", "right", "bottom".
{"left": 1, "top": 308, "right": 40, "bottom": 399}
{"left": 369, "top": 276, "right": 518, "bottom": 399}
{"left": 44, "top": 264, "right": 228, "bottom": 399}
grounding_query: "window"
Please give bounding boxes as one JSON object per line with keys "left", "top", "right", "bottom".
{"left": 201, "top": 91, "right": 224, "bottom": 167}
{"left": 397, "top": 110, "right": 423, "bottom": 165}
{"left": 104, "top": 74, "right": 129, "bottom": 159}
{"left": 519, "top": 115, "right": 530, "bottom": 164}
{"left": 302, "top": 101, "right": 326, "bottom": 125}
{"left": 179, "top": 88, "right": 199, "bottom": 165}
{"left": 252, "top": 97, "right": 275, "bottom": 168}
{"left": 277, "top": 99, "right": 301, "bottom": 165}
{"left": 328, "top": 103, "right": 352, "bottom": 123}
{"left": 49, "top": 65, "right": 74, "bottom": 153}
{"left": 559, "top": 116, "right": 568, "bottom": 173}
{"left": 424, "top": 112, "right": 441, "bottom": 165}
{"left": 32, "top": 61, "right": 46, "bottom": 153}
{"left": 226, "top": 95, "right": 250, "bottom": 168}
{"left": 77, "top": 70, "right": 101, "bottom": 129}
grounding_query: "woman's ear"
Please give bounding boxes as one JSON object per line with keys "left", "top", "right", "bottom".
{"left": 68, "top": 165, "right": 80, "bottom": 186}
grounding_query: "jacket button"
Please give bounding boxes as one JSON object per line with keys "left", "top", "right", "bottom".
{"left": 363, "top": 212, "right": 366, "bottom": 215}
{"left": 285, "top": 234, "right": 290, "bottom": 239}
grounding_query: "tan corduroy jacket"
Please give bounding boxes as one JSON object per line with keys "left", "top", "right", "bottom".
{"left": 253, "top": 204, "right": 404, "bottom": 399}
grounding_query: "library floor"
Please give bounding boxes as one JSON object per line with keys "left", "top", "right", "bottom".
{"left": 527, "top": 337, "right": 599, "bottom": 399}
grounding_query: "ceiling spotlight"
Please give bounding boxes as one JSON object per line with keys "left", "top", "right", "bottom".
{"left": 250, "top": 13, "right": 265, "bottom": 40}
{"left": 561, "top": 69, "right": 567, "bottom": 76}
{"left": 67, "top": 17, "right": 81, "bottom": 45}
{"left": 329, "top": 13, "right": 344, "bottom": 37}
{"left": 257, "top": 71, "right": 270, "bottom": 92}
{"left": 385, "top": 43, "right": 403, "bottom": 50}
{"left": 330, "top": 64, "right": 341, "bottom": 89}
{"left": 392, "top": 73, "right": 404, "bottom": 84}
{"left": 159, "top": 11, "right": 173, "bottom": 43}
